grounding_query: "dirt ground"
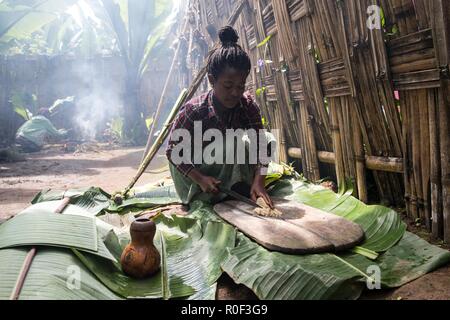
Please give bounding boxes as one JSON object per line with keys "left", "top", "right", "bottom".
{"left": 0, "top": 144, "right": 169, "bottom": 220}
{"left": 1, "top": 146, "right": 449, "bottom": 300}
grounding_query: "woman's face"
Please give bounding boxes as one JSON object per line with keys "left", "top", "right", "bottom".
{"left": 209, "top": 67, "right": 248, "bottom": 109}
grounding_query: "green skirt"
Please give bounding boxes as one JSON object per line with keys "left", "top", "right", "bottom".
{"left": 169, "top": 132, "right": 276, "bottom": 205}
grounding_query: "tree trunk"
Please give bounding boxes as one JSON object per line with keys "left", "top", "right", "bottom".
{"left": 123, "top": 72, "right": 147, "bottom": 145}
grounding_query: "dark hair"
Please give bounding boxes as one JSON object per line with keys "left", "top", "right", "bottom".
{"left": 207, "top": 26, "right": 251, "bottom": 79}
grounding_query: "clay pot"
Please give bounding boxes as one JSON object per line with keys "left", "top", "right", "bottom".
{"left": 120, "top": 218, "right": 161, "bottom": 279}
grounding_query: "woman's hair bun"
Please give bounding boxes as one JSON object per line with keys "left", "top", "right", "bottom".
{"left": 218, "top": 26, "right": 239, "bottom": 46}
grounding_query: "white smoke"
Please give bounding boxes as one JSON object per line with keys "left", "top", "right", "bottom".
{"left": 71, "top": 60, "right": 123, "bottom": 140}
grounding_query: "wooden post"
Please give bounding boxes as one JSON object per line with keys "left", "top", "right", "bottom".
{"left": 352, "top": 107, "right": 368, "bottom": 203}
{"left": 329, "top": 99, "right": 345, "bottom": 189}
{"left": 142, "top": 18, "right": 189, "bottom": 162}
{"left": 287, "top": 147, "right": 404, "bottom": 174}
{"left": 431, "top": 0, "right": 450, "bottom": 241}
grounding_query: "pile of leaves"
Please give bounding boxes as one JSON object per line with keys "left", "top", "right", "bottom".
{"left": 1, "top": 175, "right": 449, "bottom": 300}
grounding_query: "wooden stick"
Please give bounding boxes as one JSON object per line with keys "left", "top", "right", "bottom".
{"left": 429, "top": 88, "right": 443, "bottom": 238}
{"left": 329, "top": 98, "right": 345, "bottom": 189}
{"left": 10, "top": 197, "right": 71, "bottom": 300}
{"left": 123, "top": 89, "right": 188, "bottom": 197}
{"left": 142, "top": 18, "right": 189, "bottom": 163}
{"left": 439, "top": 80, "right": 450, "bottom": 243}
{"left": 9, "top": 248, "right": 37, "bottom": 300}
{"left": 288, "top": 148, "right": 404, "bottom": 174}
{"left": 352, "top": 106, "right": 368, "bottom": 203}
{"left": 124, "top": 0, "right": 248, "bottom": 195}
{"left": 420, "top": 88, "right": 431, "bottom": 230}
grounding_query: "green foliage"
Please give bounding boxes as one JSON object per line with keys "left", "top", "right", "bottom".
{"left": 1, "top": 178, "right": 450, "bottom": 300}
{"left": 110, "top": 117, "right": 124, "bottom": 141}
{"left": 255, "top": 86, "right": 266, "bottom": 97}
{"left": 145, "top": 117, "right": 154, "bottom": 131}
{"left": 10, "top": 91, "right": 36, "bottom": 120}
{"left": 0, "top": 201, "right": 235, "bottom": 300}
{"left": 219, "top": 178, "right": 450, "bottom": 300}
{"left": 0, "top": 0, "right": 79, "bottom": 47}
{"left": 256, "top": 35, "right": 272, "bottom": 48}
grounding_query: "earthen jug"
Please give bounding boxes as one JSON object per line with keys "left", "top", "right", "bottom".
{"left": 120, "top": 218, "right": 161, "bottom": 279}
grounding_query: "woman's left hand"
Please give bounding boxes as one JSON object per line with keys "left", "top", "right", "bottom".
{"left": 250, "top": 176, "right": 274, "bottom": 209}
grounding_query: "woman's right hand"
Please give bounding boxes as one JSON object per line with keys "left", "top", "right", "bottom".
{"left": 188, "top": 169, "right": 221, "bottom": 194}
{"left": 198, "top": 176, "right": 222, "bottom": 194}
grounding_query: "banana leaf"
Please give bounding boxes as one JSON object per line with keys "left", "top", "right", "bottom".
{"left": 5, "top": 177, "right": 448, "bottom": 300}
{"left": 100, "top": 0, "right": 176, "bottom": 77}
{"left": 108, "top": 185, "right": 181, "bottom": 213}
{"left": 0, "top": 208, "right": 116, "bottom": 262}
{"left": 222, "top": 231, "right": 450, "bottom": 300}
{"left": 222, "top": 233, "right": 366, "bottom": 300}
{"left": 32, "top": 187, "right": 112, "bottom": 216}
{"left": 73, "top": 214, "right": 235, "bottom": 299}
{"left": 31, "top": 185, "right": 181, "bottom": 216}
{"left": 0, "top": 248, "right": 121, "bottom": 300}
{"left": 0, "top": 0, "right": 78, "bottom": 41}
{"left": 0, "top": 201, "right": 234, "bottom": 300}
{"left": 269, "top": 179, "right": 406, "bottom": 252}
{"left": 186, "top": 284, "right": 217, "bottom": 300}
{"left": 216, "top": 178, "right": 450, "bottom": 300}
{"left": 345, "top": 232, "right": 450, "bottom": 288}
{"left": 0, "top": 212, "right": 98, "bottom": 252}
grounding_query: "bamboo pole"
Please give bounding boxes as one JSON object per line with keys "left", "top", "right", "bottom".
{"left": 420, "top": 88, "right": 431, "bottom": 230}
{"left": 288, "top": 148, "right": 335, "bottom": 165}
{"left": 288, "top": 147, "right": 404, "bottom": 174}
{"left": 352, "top": 106, "right": 368, "bottom": 203}
{"left": 272, "top": 0, "right": 298, "bottom": 62}
{"left": 430, "top": 0, "right": 449, "bottom": 239}
{"left": 439, "top": 81, "right": 450, "bottom": 243}
{"left": 123, "top": 89, "right": 188, "bottom": 197}
{"left": 10, "top": 197, "right": 71, "bottom": 300}
{"left": 142, "top": 18, "right": 189, "bottom": 162}
{"left": 329, "top": 99, "right": 345, "bottom": 189}
{"left": 429, "top": 88, "right": 443, "bottom": 238}
{"left": 123, "top": 0, "right": 248, "bottom": 195}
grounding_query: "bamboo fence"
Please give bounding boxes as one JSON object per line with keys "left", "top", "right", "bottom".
{"left": 183, "top": 0, "right": 450, "bottom": 242}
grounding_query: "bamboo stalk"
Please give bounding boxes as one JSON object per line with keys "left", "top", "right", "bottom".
{"left": 9, "top": 248, "right": 37, "bottom": 300}
{"left": 352, "top": 106, "right": 368, "bottom": 203}
{"left": 124, "top": 89, "right": 188, "bottom": 196}
{"left": 420, "top": 89, "right": 431, "bottom": 230}
{"left": 329, "top": 98, "right": 345, "bottom": 189}
{"left": 410, "top": 90, "right": 422, "bottom": 220}
{"left": 142, "top": 18, "right": 189, "bottom": 162}
{"left": 9, "top": 197, "right": 71, "bottom": 300}
{"left": 439, "top": 81, "right": 450, "bottom": 243}
{"left": 272, "top": 0, "right": 298, "bottom": 62}
{"left": 401, "top": 92, "right": 412, "bottom": 217}
{"left": 430, "top": 0, "right": 449, "bottom": 239}
{"left": 288, "top": 148, "right": 335, "bottom": 165}
{"left": 125, "top": 0, "right": 248, "bottom": 194}
{"left": 429, "top": 88, "right": 443, "bottom": 238}
{"left": 288, "top": 148, "right": 404, "bottom": 174}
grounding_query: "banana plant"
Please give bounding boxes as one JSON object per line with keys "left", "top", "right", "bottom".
{"left": 0, "top": 0, "right": 79, "bottom": 41}
{"left": 1, "top": 0, "right": 179, "bottom": 144}
{"left": 99, "top": 0, "right": 179, "bottom": 145}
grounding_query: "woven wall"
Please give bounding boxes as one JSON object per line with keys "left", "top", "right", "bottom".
{"left": 187, "top": 0, "right": 450, "bottom": 242}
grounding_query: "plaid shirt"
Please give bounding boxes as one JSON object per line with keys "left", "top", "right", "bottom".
{"left": 166, "top": 90, "right": 266, "bottom": 177}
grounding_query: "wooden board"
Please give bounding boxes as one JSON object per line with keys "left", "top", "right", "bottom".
{"left": 213, "top": 198, "right": 365, "bottom": 254}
